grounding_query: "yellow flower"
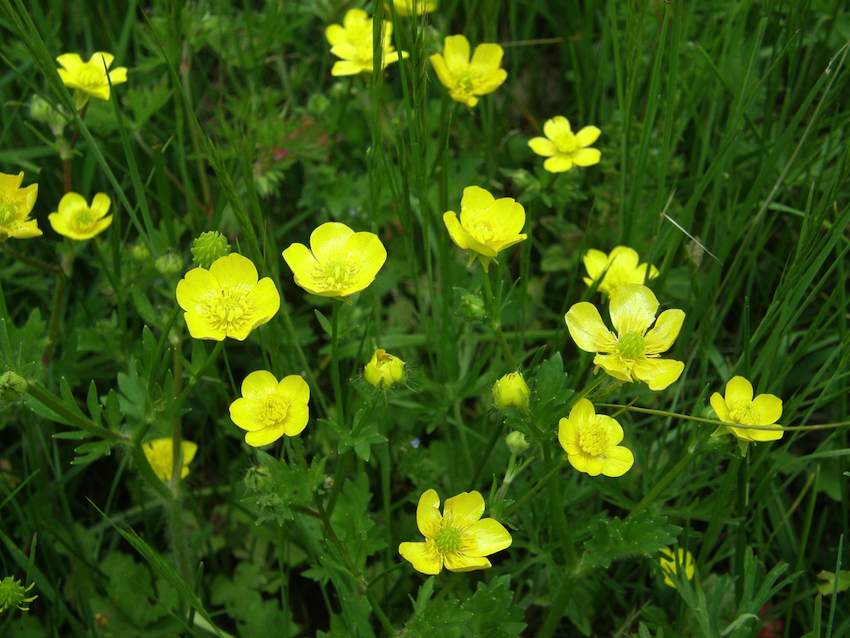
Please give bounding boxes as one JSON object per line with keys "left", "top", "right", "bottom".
{"left": 176, "top": 253, "right": 280, "bottom": 341}
{"left": 48, "top": 192, "right": 112, "bottom": 240}
{"left": 710, "top": 376, "right": 783, "bottom": 443}
{"left": 528, "top": 116, "right": 601, "bottom": 173}
{"left": 56, "top": 52, "right": 127, "bottom": 109}
{"left": 0, "top": 171, "right": 40, "bottom": 241}
{"left": 364, "top": 348, "right": 406, "bottom": 388}
{"left": 558, "top": 399, "right": 634, "bottom": 477}
{"left": 443, "top": 186, "right": 526, "bottom": 270}
{"left": 565, "top": 284, "right": 685, "bottom": 391}
{"left": 399, "top": 489, "right": 511, "bottom": 574}
{"left": 282, "top": 222, "right": 387, "bottom": 298}
{"left": 430, "top": 35, "right": 507, "bottom": 107}
{"left": 492, "top": 372, "right": 529, "bottom": 410}
{"left": 659, "top": 547, "right": 695, "bottom": 588}
{"left": 583, "top": 246, "right": 659, "bottom": 297}
{"left": 142, "top": 437, "right": 198, "bottom": 482}
{"left": 388, "top": 0, "right": 438, "bottom": 16}
{"left": 229, "top": 371, "right": 310, "bottom": 447}
{"left": 325, "top": 9, "right": 406, "bottom": 76}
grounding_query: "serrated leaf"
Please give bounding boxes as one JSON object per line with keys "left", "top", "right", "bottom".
{"left": 581, "top": 511, "right": 682, "bottom": 569}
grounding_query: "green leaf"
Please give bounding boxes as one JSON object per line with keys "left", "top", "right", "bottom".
{"left": 314, "top": 308, "right": 333, "bottom": 336}
{"left": 581, "top": 511, "right": 681, "bottom": 569}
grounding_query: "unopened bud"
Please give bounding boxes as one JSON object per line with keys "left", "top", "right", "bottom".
{"left": 155, "top": 252, "right": 183, "bottom": 275}
{"left": 505, "top": 431, "right": 529, "bottom": 454}
{"left": 492, "top": 372, "right": 530, "bottom": 410}
{"left": 364, "top": 349, "right": 406, "bottom": 389}
{"left": 191, "top": 231, "right": 231, "bottom": 268}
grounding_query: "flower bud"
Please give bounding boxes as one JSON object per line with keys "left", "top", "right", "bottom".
{"left": 456, "top": 289, "right": 486, "bottom": 321}
{"left": 0, "top": 371, "right": 28, "bottom": 397}
{"left": 154, "top": 252, "right": 184, "bottom": 275}
{"left": 505, "top": 431, "right": 529, "bottom": 454}
{"left": 364, "top": 348, "right": 406, "bottom": 389}
{"left": 130, "top": 243, "right": 151, "bottom": 262}
{"left": 492, "top": 372, "right": 530, "bottom": 410}
{"left": 191, "top": 231, "right": 231, "bottom": 268}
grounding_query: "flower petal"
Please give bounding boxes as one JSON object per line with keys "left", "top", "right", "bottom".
{"left": 326, "top": 24, "right": 346, "bottom": 46}
{"left": 443, "top": 211, "right": 471, "bottom": 250}
{"left": 283, "top": 402, "right": 309, "bottom": 437}
{"left": 430, "top": 53, "right": 454, "bottom": 87}
{"left": 209, "top": 253, "right": 258, "bottom": 288}
{"left": 245, "top": 426, "right": 286, "bottom": 447}
{"left": 416, "top": 489, "right": 442, "bottom": 537}
{"left": 583, "top": 249, "right": 609, "bottom": 282}
{"left": 229, "top": 397, "right": 263, "bottom": 431}
{"left": 609, "top": 284, "right": 659, "bottom": 336}
{"left": 599, "top": 414, "right": 623, "bottom": 446}
{"left": 90, "top": 193, "right": 111, "bottom": 218}
{"left": 443, "top": 491, "right": 484, "bottom": 526}
{"left": 725, "top": 376, "right": 753, "bottom": 403}
{"left": 593, "top": 354, "right": 633, "bottom": 382}
{"left": 57, "top": 192, "right": 88, "bottom": 218}
{"left": 489, "top": 197, "right": 526, "bottom": 236}
{"left": 331, "top": 60, "right": 364, "bottom": 76}
{"left": 344, "top": 231, "right": 387, "bottom": 279}
{"left": 241, "top": 370, "right": 279, "bottom": 399}
{"left": 278, "top": 374, "right": 310, "bottom": 404}
{"left": 644, "top": 309, "right": 685, "bottom": 354}
{"left": 310, "top": 222, "right": 355, "bottom": 262}
{"left": 565, "top": 302, "right": 617, "bottom": 353}
{"left": 558, "top": 416, "right": 580, "bottom": 455}
{"left": 443, "top": 552, "right": 491, "bottom": 572}
{"left": 399, "top": 541, "right": 442, "bottom": 575}
{"left": 710, "top": 393, "right": 730, "bottom": 422}
{"left": 470, "top": 43, "right": 504, "bottom": 72}
{"left": 544, "top": 116, "right": 571, "bottom": 140}
{"left": 183, "top": 311, "right": 224, "bottom": 341}
{"left": 460, "top": 185, "right": 495, "bottom": 213}
{"left": 56, "top": 53, "right": 83, "bottom": 71}
{"left": 282, "top": 242, "right": 321, "bottom": 290}
{"left": 752, "top": 393, "right": 783, "bottom": 425}
{"left": 528, "top": 137, "right": 557, "bottom": 157}
{"left": 443, "top": 34, "right": 471, "bottom": 73}
{"left": 601, "top": 446, "right": 634, "bottom": 477}
{"left": 543, "top": 156, "right": 573, "bottom": 173}
{"left": 247, "top": 278, "right": 281, "bottom": 327}
{"left": 631, "top": 358, "right": 684, "bottom": 391}
{"left": 176, "top": 268, "right": 218, "bottom": 312}
{"left": 575, "top": 125, "right": 601, "bottom": 147}
{"left": 572, "top": 148, "right": 601, "bottom": 166}
{"left": 463, "top": 518, "right": 512, "bottom": 556}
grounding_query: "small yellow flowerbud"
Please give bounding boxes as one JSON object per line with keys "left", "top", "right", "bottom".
{"left": 191, "top": 231, "right": 231, "bottom": 268}
{"left": 364, "top": 349, "right": 406, "bottom": 389}
{"left": 505, "top": 431, "right": 529, "bottom": 454}
{"left": 492, "top": 372, "right": 530, "bottom": 410}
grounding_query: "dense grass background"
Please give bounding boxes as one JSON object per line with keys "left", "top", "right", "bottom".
{"left": 1, "top": 0, "right": 849, "bottom": 636}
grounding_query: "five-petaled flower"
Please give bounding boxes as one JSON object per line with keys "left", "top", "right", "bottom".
{"left": 583, "top": 246, "right": 659, "bottom": 297}
{"left": 659, "top": 547, "right": 695, "bottom": 588}
{"left": 388, "top": 0, "right": 438, "bottom": 16}
{"left": 48, "top": 192, "right": 113, "bottom": 240}
{"left": 399, "top": 489, "right": 512, "bottom": 574}
{"left": 558, "top": 398, "right": 634, "bottom": 477}
{"left": 176, "top": 253, "right": 281, "bottom": 341}
{"left": 0, "top": 171, "right": 40, "bottom": 241}
{"left": 282, "top": 221, "right": 387, "bottom": 297}
{"left": 326, "top": 9, "right": 406, "bottom": 76}
{"left": 443, "top": 186, "right": 526, "bottom": 270}
{"left": 142, "top": 438, "right": 198, "bottom": 482}
{"left": 229, "top": 371, "right": 310, "bottom": 447}
{"left": 710, "top": 376, "right": 783, "bottom": 443}
{"left": 565, "top": 284, "right": 685, "bottom": 390}
{"left": 364, "top": 348, "right": 406, "bottom": 389}
{"left": 56, "top": 52, "right": 127, "bottom": 109}
{"left": 430, "top": 35, "right": 507, "bottom": 107}
{"left": 528, "top": 116, "right": 601, "bottom": 173}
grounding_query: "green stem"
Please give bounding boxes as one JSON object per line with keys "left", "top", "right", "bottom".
{"left": 481, "top": 267, "right": 516, "bottom": 368}
{"left": 330, "top": 302, "right": 345, "bottom": 428}
{"left": 503, "top": 458, "right": 565, "bottom": 516}
{"left": 25, "top": 382, "right": 121, "bottom": 442}
{"left": 168, "top": 333, "right": 191, "bottom": 582}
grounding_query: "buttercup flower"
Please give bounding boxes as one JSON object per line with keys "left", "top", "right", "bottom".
{"left": 710, "top": 376, "right": 783, "bottom": 443}
{"left": 583, "top": 246, "right": 659, "bottom": 297}
{"left": 282, "top": 222, "right": 387, "bottom": 297}
{"left": 364, "top": 348, "right": 406, "bottom": 388}
{"left": 558, "top": 399, "right": 634, "bottom": 477}
{"left": 176, "top": 253, "right": 281, "bottom": 341}
{"left": 528, "top": 116, "right": 601, "bottom": 173}
{"left": 565, "top": 284, "right": 685, "bottom": 390}
{"left": 388, "top": 0, "right": 437, "bottom": 15}
{"left": 399, "top": 489, "right": 511, "bottom": 574}
{"left": 492, "top": 372, "right": 530, "bottom": 410}
{"left": 0, "top": 172, "right": 40, "bottom": 241}
{"left": 56, "top": 52, "right": 127, "bottom": 109}
{"left": 443, "top": 186, "right": 526, "bottom": 270}
{"left": 430, "top": 35, "right": 507, "bottom": 107}
{"left": 325, "top": 9, "right": 406, "bottom": 76}
{"left": 142, "top": 438, "right": 198, "bottom": 482}
{"left": 659, "top": 547, "right": 695, "bottom": 588}
{"left": 48, "top": 192, "right": 112, "bottom": 240}
{"left": 229, "top": 371, "right": 310, "bottom": 447}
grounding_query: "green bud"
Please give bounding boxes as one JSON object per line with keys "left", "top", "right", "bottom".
{"left": 154, "top": 253, "right": 184, "bottom": 275}
{"left": 0, "top": 576, "right": 37, "bottom": 614}
{"left": 130, "top": 243, "right": 151, "bottom": 262}
{"left": 0, "top": 371, "right": 28, "bottom": 397}
{"left": 456, "top": 289, "right": 486, "bottom": 321}
{"left": 505, "top": 431, "right": 529, "bottom": 454}
{"left": 191, "top": 231, "right": 231, "bottom": 269}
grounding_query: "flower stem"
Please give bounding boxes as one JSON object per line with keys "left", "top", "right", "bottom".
{"left": 168, "top": 332, "right": 191, "bottom": 582}
{"left": 481, "top": 267, "right": 516, "bottom": 369}
{"left": 330, "top": 301, "right": 345, "bottom": 428}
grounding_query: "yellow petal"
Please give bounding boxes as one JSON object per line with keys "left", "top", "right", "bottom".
{"left": 460, "top": 185, "right": 495, "bottom": 213}
{"left": 176, "top": 268, "right": 218, "bottom": 312}
{"left": 599, "top": 414, "right": 624, "bottom": 446}
{"left": 608, "top": 284, "right": 659, "bottom": 336}
{"left": 470, "top": 43, "right": 503, "bottom": 72}
{"left": 583, "top": 456, "right": 605, "bottom": 476}
{"left": 489, "top": 197, "right": 525, "bottom": 236}
{"left": 575, "top": 125, "right": 601, "bottom": 147}
{"left": 709, "top": 393, "right": 730, "bottom": 422}
{"left": 343, "top": 8, "right": 369, "bottom": 28}
{"left": 283, "top": 402, "right": 309, "bottom": 437}
{"left": 593, "top": 353, "right": 633, "bottom": 382}
{"left": 569, "top": 397, "right": 596, "bottom": 423}
{"left": 725, "top": 376, "right": 753, "bottom": 403}
{"left": 443, "top": 34, "right": 471, "bottom": 72}
{"left": 443, "top": 552, "right": 491, "bottom": 572}
{"left": 443, "top": 491, "right": 484, "bottom": 526}
{"left": 399, "top": 541, "right": 442, "bottom": 575}
{"left": 601, "top": 446, "right": 634, "bottom": 477}
{"left": 572, "top": 148, "right": 601, "bottom": 166}
{"left": 108, "top": 67, "right": 128, "bottom": 85}
{"left": 543, "top": 156, "right": 573, "bottom": 172}
{"left": 583, "top": 249, "right": 609, "bottom": 282}
{"left": 463, "top": 518, "right": 512, "bottom": 556}
{"left": 544, "top": 116, "right": 570, "bottom": 140}
{"left": 608, "top": 246, "right": 639, "bottom": 269}
{"left": 247, "top": 277, "right": 281, "bottom": 327}
{"left": 209, "top": 253, "right": 258, "bottom": 288}
{"left": 528, "top": 137, "right": 557, "bottom": 157}
{"left": 48, "top": 213, "right": 72, "bottom": 238}
{"left": 565, "top": 302, "right": 617, "bottom": 353}
{"left": 282, "top": 242, "right": 320, "bottom": 289}
{"left": 326, "top": 23, "right": 346, "bottom": 45}
{"left": 56, "top": 53, "right": 83, "bottom": 71}
{"left": 344, "top": 231, "right": 387, "bottom": 276}
{"left": 183, "top": 311, "right": 224, "bottom": 341}
{"left": 90, "top": 51, "right": 115, "bottom": 69}
{"left": 558, "top": 416, "right": 581, "bottom": 455}
{"left": 278, "top": 374, "right": 310, "bottom": 404}
{"left": 241, "top": 370, "right": 279, "bottom": 398}
{"left": 443, "top": 211, "right": 471, "bottom": 250}
{"left": 473, "top": 67, "right": 507, "bottom": 95}
{"left": 86, "top": 215, "right": 113, "bottom": 238}
{"left": 643, "top": 309, "right": 685, "bottom": 354}
{"left": 752, "top": 394, "right": 783, "bottom": 424}
{"left": 245, "top": 426, "right": 286, "bottom": 447}
{"left": 331, "top": 60, "right": 363, "bottom": 76}
{"left": 229, "top": 397, "right": 263, "bottom": 431}
{"left": 567, "top": 450, "right": 592, "bottom": 474}
{"left": 9, "top": 219, "right": 42, "bottom": 239}
{"left": 416, "top": 489, "right": 442, "bottom": 537}
{"left": 89, "top": 192, "right": 111, "bottom": 219}
{"left": 310, "top": 222, "right": 354, "bottom": 261}
{"left": 57, "top": 192, "right": 88, "bottom": 218}
{"left": 631, "top": 358, "right": 684, "bottom": 391}
{"left": 430, "top": 53, "right": 454, "bottom": 87}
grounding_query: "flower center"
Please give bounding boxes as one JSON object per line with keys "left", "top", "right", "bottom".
{"left": 470, "top": 219, "right": 497, "bottom": 243}
{"left": 72, "top": 208, "right": 96, "bottom": 231}
{"left": 259, "top": 395, "right": 289, "bottom": 427}
{"left": 578, "top": 419, "right": 609, "bottom": 456}
{"left": 202, "top": 286, "right": 255, "bottom": 333}
{"left": 313, "top": 260, "right": 359, "bottom": 291}
{"left": 434, "top": 526, "right": 462, "bottom": 554}
{"left": 617, "top": 332, "right": 645, "bottom": 360}
{"left": 78, "top": 66, "right": 105, "bottom": 88}
{"left": 728, "top": 400, "right": 758, "bottom": 425}
{"left": 553, "top": 131, "right": 578, "bottom": 154}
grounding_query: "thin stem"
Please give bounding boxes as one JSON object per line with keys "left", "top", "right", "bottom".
{"left": 330, "top": 301, "right": 345, "bottom": 428}
{"left": 168, "top": 333, "right": 191, "bottom": 582}
{"left": 481, "top": 267, "right": 516, "bottom": 368}
{"left": 503, "top": 458, "right": 565, "bottom": 516}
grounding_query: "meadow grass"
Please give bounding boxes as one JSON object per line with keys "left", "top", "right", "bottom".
{"left": 1, "top": 0, "right": 849, "bottom": 636}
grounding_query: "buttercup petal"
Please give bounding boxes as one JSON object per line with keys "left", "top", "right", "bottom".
{"left": 725, "top": 376, "right": 753, "bottom": 403}
{"left": 644, "top": 309, "right": 685, "bottom": 354}
{"left": 56, "top": 53, "right": 83, "bottom": 71}
{"left": 176, "top": 268, "right": 218, "bottom": 311}
{"left": 470, "top": 43, "right": 504, "bottom": 72}
{"left": 529, "top": 137, "right": 557, "bottom": 157}
{"left": 241, "top": 370, "right": 279, "bottom": 399}
{"left": 575, "top": 125, "right": 601, "bottom": 147}
{"left": 609, "top": 284, "right": 659, "bottom": 336}
{"left": 278, "top": 375, "right": 310, "bottom": 404}
{"left": 245, "top": 426, "right": 286, "bottom": 447}
{"left": 247, "top": 278, "right": 281, "bottom": 326}
{"left": 565, "top": 302, "right": 617, "bottom": 353}
{"left": 709, "top": 393, "right": 730, "bottom": 422}
{"left": 229, "top": 397, "right": 262, "bottom": 431}
{"left": 752, "top": 393, "right": 783, "bottom": 425}
{"left": 90, "top": 193, "right": 111, "bottom": 219}
{"left": 283, "top": 402, "right": 309, "bottom": 437}
{"left": 602, "top": 446, "right": 634, "bottom": 477}
{"left": 543, "top": 156, "right": 573, "bottom": 173}
{"left": 599, "top": 414, "right": 624, "bottom": 446}
{"left": 463, "top": 518, "right": 512, "bottom": 556}
{"left": 443, "top": 34, "right": 471, "bottom": 72}
{"left": 558, "top": 416, "right": 581, "bottom": 455}
{"left": 443, "top": 491, "right": 485, "bottom": 526}
{"left": 430, "top": 54, "right": 454, "bottom": 86}
{"left": 593, "top": 353, "right": 633, "bottom": 381}
{"left": 544, "top": 116, "right": 571, "bottom": 140}
{"left": 57, "top": 192, "right": 88, "bottom": 218}
{"left": 331, "top": 60, "right": 363, "bottom": 76}
{"left": 572, "top": 148, "right": 601, "bottom": 166}
{"left": 183, "top": 311, "right": 224, "bottom": 341}
{"left": 416, "top": 489, "right": 442, "bottom": 537}
{"left": 399, "top": 542, "right": 442, "bottom": 575}
{"left": 583, "top": 249, "right": 609, "bottom": 281}
{"left": 443, "top": 552, "right": 491, "bottom": 572}
{"left": 344, "top": 232, "right": 387, "bottom": 277}
{"left": 443, "top": 211, "right": 471, "bottom": 250}
{"left": 632, "top": 358, "right": 684, "bottom": 391}
{"left": 209, "top": 253, "right": 258, "bottom": 288}
{"left": 310, "top": 222, "right": 355, "bottom": 262}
